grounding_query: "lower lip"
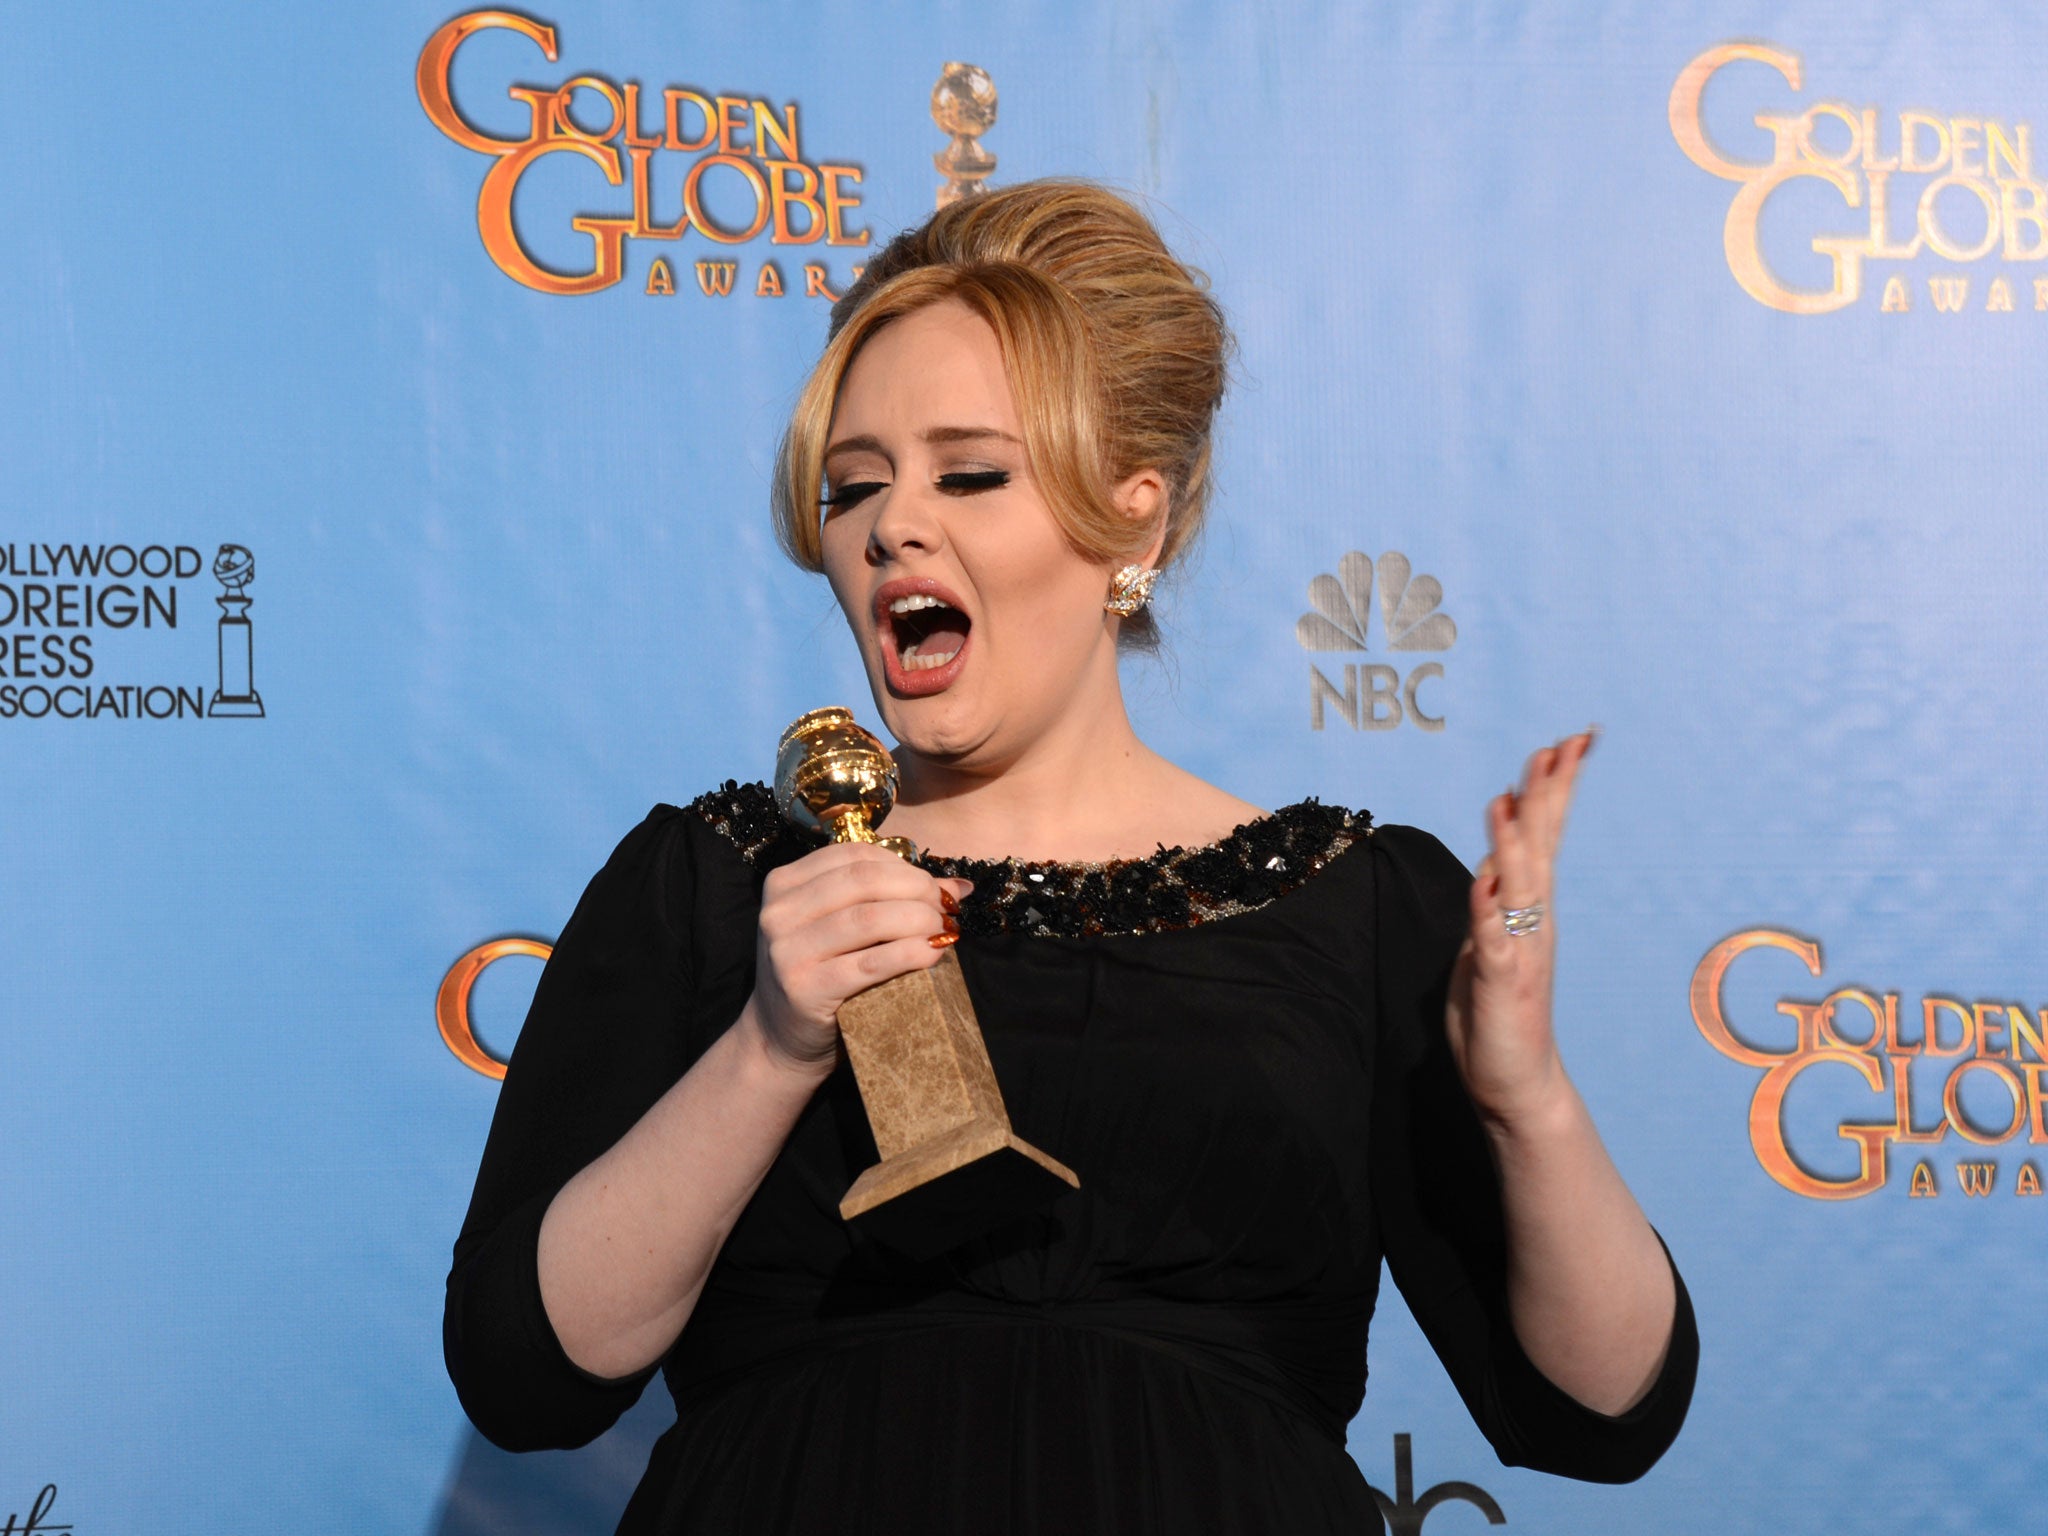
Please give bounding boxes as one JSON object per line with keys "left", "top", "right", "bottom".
{"left": 880, "top": 625, "right": 971, "bottom": 697}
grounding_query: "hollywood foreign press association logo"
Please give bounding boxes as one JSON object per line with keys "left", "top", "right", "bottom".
{"left": 1297, "top": 550, "right": 1456, "bottom": 732}
{"left": 0, "top": 539, "right": 265, "bottom": 722}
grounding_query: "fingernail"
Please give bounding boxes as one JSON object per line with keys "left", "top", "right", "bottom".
{"left": 942, "top": 913, "right": 960, "bottom": 937}
{"left": 1585, "top": 724, "right": 1601, "bottom": 755}
{"left": 928, "top": 931, "right": 960, "bottom": 949}
{"left": 939, "top": 889, "right": 960, "bottom": 915}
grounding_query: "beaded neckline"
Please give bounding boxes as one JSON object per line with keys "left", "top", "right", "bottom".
{"left": 685, "top": 780, "right": 1371, "bottom": 939}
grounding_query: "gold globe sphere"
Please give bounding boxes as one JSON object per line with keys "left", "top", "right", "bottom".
{"left": 774, "top": 707, "right": 913, "bottom": 854}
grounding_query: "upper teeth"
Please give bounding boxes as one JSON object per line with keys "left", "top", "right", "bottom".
{"left": 889, "top": 593, "right": 954, "bottom": 614}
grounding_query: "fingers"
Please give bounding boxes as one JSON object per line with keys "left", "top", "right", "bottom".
{"left": 1479, "top": 727, "right": 1595, "bottom": 942}
{"left": 1495, "top": 728, "right": 1595, "bottom": 869}
{"left": 1514, "top": 745, "right": 1559, "bottom": 843}
{"left": 766, "top": 842, "right": 961, "bottom": 932}
{"left": 821, "top": 932, "right": 961, "bottom": 995}
{"left": 1515, "top": 727, "right": 1594, "bottom": 851}
{"left": 1468, "top": 855, "right": 1518, "bottom": 963}
{"left": 765, "top": 839, "right": 926, "bottom": 903}
{"left": 808, "top": 895, "right": 959, "bottom": 957}
{"left": 754, "top": 844, "right": 980, "bottom": 1059}
{"left": 1488, "top": 788, "right": 1540, "bottom": 910}
{"left": 759, "top": 841, "right": 975, "bottom": 979}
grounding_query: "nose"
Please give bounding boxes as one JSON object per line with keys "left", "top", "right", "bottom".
{"left": 865, "top": 476, "right": 947, "bottom": 565}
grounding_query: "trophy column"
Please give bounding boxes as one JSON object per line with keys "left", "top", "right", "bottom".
{"left": 834, "top": 946, "right": 1078, "bottom": 1231}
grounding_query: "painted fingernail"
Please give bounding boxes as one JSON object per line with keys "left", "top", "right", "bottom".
{"left": 928, "top": 931, "right": 960, "bottom": 949}
{"left": 942, "top": 913, "right": 960, "bottom": 937}
{"left": 939, "top": 889, "right": 960, "bottom": 915}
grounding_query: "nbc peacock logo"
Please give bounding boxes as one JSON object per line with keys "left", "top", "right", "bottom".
{"left": 1296, "top": 550, "right": 1456, "bottom": 732}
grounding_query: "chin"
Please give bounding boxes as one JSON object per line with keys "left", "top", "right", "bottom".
{"left": 873, "top": 689, "right": 986, "bottom": 765}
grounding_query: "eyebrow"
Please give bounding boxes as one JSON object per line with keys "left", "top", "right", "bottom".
{"left": 823, "top": 426, "right": 1023, "bottom": 463}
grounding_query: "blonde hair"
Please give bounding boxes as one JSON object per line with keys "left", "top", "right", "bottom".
{"left": 771, "top": 178, "right": 1232, "bottom": 647}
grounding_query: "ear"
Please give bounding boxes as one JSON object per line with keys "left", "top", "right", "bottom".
{"left": 1111, "top": 466, "right": 1171, "bottom": 568}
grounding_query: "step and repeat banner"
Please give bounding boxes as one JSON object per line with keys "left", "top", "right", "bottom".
{"left": 3, "top": 3, "right": 2042, "bottom": 1532}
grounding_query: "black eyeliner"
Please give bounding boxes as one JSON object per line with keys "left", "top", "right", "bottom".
{"left": 938, "top": 470, "right": 1009, "bottom": 490}
{"left": 820, "top": 481, "right": 887, "bottom": 510}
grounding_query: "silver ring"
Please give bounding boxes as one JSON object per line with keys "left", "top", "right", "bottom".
{"left": 1500, "top": 901, "right": 1545, "bottom": 937}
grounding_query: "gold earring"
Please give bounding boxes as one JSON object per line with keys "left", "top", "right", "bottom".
{"left": 1103, "top": 564, "right": 1159, "bottom": 617}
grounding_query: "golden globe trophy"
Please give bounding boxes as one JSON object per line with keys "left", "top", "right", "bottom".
{"left": 931, "top": 62, "right": 997, "bottom": 207}
{"left": 776, "top": 706, "right": 1079, "bottom": 1258}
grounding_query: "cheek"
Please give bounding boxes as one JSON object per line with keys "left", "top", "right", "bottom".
{"left": 976, "top": 538, "right": 1106, "bottom": 656}
{"left": 819, "top": 528, "right": 870, "bottom": 633}
{"left": 976, "top": 496, "right": 1082, "bottom": 586}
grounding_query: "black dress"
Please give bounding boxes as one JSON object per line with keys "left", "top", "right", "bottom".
{"left": 444, "top": 782, "right": 1698, "bottom": 1534}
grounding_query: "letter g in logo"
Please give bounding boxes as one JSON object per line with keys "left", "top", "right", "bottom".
{"left": 437, "top": 938, "right": 553, "bottom": 1080}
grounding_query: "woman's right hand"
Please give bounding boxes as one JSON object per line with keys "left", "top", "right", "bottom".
{"left": 533, "top": 840, "right": 970, "bottom": 1380}
{"left": 750, "top": 842, "right": 973, "bottom": 1074}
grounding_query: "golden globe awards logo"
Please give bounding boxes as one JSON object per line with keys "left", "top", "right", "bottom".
{"left": 437, "top": 936, "right": 551, "bottom": 1080}
{"left": 418, "top": 12, "right": 869, "bottom": 301}
{"left": 1694, "top": 929, "right": 2048, "bottom": 1200}
{"left": 1297, "top": 551, "right": 1456, "bottom": 732}
{"left": 1673, "top": 43, "right": 2048, "bottom": 315}
{"left": 0, "top": 542, "right": 265, "bottom": 722}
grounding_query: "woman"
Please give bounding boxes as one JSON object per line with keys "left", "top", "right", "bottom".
{"left": 444, "top": 178, "right": 1697, "bottom": 1533}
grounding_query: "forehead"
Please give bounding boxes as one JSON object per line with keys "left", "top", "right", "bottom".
{"left": 828, "top": 299, "right": 1017, "bottom": 438}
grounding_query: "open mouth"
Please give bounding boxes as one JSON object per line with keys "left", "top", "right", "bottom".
{"left": 887, "top": 592, "right": 971, "bottom": 671}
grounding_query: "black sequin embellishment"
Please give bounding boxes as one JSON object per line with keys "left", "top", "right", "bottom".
{"left": 686, "top": 779, "right": 819, "bottom": 870}
{"left": 686, "top": 780, "right": 1370, "bottom": 939}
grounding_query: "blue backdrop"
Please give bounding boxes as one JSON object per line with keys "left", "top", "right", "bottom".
{"left": 3, "top": 3, "right": 2043, "bottom": 1531}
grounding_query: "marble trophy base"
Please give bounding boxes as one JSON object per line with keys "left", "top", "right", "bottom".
{"left": 836, "top": 947, "right": 1078, "bottom": 1259}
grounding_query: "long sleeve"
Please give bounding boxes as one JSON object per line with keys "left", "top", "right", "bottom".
{"left": 1366, "top": 822, "right": 1698, "bottom": 1482}
{"left": 443, "top": 805, "right": 706, "bottom": 1451}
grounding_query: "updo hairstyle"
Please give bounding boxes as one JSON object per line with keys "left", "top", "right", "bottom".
{"left": 771, "top": 178, "right": 1232, "bottom": 648}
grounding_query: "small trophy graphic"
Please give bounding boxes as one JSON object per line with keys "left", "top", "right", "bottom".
{"left": 777, "top": 707, "right": 1078, "bottom": 1258}
{"left": 931, "top": 62, "right": 997, "bottom": 207}
{"left": 206, "top": 543, "right": 264, "bottom": 718}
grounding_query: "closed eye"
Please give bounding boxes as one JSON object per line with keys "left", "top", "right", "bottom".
{"left": 821, "top": 480, "right": 887, "bottom": 514}
{"left": 938, "top": 470, "right": 1009, "bottom": 494}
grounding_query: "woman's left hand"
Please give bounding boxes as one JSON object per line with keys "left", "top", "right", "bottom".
{"left": 1444, "top": 728, "right": 1597, "bottom": 1131}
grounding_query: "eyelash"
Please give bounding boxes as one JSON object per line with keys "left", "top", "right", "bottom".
{"left": 820, "top": 469, "right": 1010, "bottom": 514}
